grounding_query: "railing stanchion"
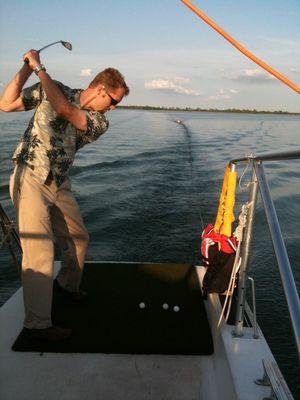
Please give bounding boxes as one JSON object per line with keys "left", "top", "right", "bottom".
{"left": 248, "top": 276, "right": 258, "bottom": 339}
{"left": 233, "top": 164, "right": 258, "bottom": 337}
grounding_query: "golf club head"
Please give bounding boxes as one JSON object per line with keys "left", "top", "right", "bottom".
{"left": 61, "top": 41, "right": 72, "bottom": 51}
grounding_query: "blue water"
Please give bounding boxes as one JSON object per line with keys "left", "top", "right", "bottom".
{"left": 1, "top": 109, "right": 300, "bottom": 397}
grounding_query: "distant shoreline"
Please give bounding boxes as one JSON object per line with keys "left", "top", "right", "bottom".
{"left": 118, "top": 105, "right": 300, "bottom": 116}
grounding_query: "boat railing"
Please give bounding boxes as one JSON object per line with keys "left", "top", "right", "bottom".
{"left": 255, "top": 359, "right": 294, "bottom": 399}
{"left": 229, "top": 150, "right": 300, "bottom": 358}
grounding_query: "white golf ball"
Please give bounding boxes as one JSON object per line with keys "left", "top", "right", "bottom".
{"left": 173, "top": 306, "right": 180, "bottom": 312}
{"left": 163, "top": 303, "right": 169, "bottom": 310}
{"left": 139, "top": 302, "right": 146, "bottom": 309}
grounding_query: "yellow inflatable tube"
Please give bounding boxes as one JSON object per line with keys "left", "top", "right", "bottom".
{"left": 214, "top": 164, "right": 236, "bottom": 237}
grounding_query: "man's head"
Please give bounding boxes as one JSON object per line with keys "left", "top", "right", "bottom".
{"left": 86, "top": 68, "right": 129, "bottom": 113}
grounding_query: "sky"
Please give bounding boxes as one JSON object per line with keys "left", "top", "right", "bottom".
{"left": 0, "top": 0, "right": 299, "bottom": 112}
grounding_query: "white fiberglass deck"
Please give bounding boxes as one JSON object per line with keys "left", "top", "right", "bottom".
{"left": 0, "top": 263, "right": 277, "bottom": 400}
{"left": 0, "top": 276, "right": 218, "bottom": 400}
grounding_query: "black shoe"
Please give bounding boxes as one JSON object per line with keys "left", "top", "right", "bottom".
{"left": 53, "top": 278, "right": 88, "bottom": 302}
{"left": 24, "top": 326, "right": 72, "bottom": 342}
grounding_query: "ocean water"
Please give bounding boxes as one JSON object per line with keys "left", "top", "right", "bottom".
{"left": 0, "top": 109, "right": 300, "bottom": 396}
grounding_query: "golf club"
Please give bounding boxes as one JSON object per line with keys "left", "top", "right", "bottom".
{"left": 38, "top": 40, "right": 72, "bottom": 53}
{"left": 24, "top": 40, "right": 72, "bottom": 64}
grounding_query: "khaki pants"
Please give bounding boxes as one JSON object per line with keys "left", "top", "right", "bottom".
{"left": 10, "top": 164, "right": 89, "bottom": 329}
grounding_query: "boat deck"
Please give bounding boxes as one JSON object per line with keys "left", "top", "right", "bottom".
{"left": 0, "top": 262, "right": 218, "bottom": 400}
{"left": 0, "top": 262, "right": 278, "bottom": 400}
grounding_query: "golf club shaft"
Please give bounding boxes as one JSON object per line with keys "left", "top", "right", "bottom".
{"left": 24, "top": 40, "right": 71, "bottom": 64}
{"left": 38, "top": 41, "right": 62, "bottom": 53}
{"left": 24, "top": 41, "right": 58, "bottom": 64}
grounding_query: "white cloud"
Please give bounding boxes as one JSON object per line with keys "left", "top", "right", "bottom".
{"left": 80, "top": 68, "right": 92, "bottom": 77}
{"left": 144, "top": 79, "right": 200, "bottom": 96}
{"left": 233, "top": 68, "right": 275, "bottom": 83}
{"left": 174, "top": 76, "right": 190, "bottom": 84}
{"left": 290, "top": 68, "right": 300, "bottom": 73}
{"left": 204, "top": 88, "right": 237, "bottom": 102}
{"left": 244, "top": 69, "right": 265, "bottom": 77}
{"left": 0, "top": 82, "right": 4, "bottom": 87}
{"left": 205, "top": 94, "right": 231, "bottom": 101}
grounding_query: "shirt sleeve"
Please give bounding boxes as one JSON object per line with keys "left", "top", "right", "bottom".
{"left": 76, "top": 111, "right": 109, "bottom": 150}
{"left": 21, "top": 82, "right": 43, "bottom": 111}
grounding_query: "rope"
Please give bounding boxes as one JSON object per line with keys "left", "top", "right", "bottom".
{"left": 217, "top": 202, "right": 252, "bottom": 326}
{"left": 0, "top": 221, "right": 15, "bottom": 249}
{"left": 178, "top": 120, "right": 205, "bottom": 231}
{"left": 181, "top": 0, "right": 300, "bottom": 94}
{"left": 198, "top": 208, "right": 205, "bottom": 232}
{"left": 238, "top": 160, "right": 251, "bottom": 190}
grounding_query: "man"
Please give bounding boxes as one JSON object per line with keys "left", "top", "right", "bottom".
{"left": 0, "top": 50, "right": 129, "bottom": 341}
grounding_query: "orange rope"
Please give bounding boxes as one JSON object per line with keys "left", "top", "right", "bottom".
{"left": 181, "top": 0, "right": 300, "bottom": 94}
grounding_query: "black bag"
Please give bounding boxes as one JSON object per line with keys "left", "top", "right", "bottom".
{"left": 202, "top": 243, "right": 236, "bottom": 295}
{"left": 201, "top": 224, "right": 238, "bottom": 297}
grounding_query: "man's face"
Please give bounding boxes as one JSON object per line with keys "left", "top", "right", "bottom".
{"left": 95, "top": 85, "right": 125, "bottom": 113}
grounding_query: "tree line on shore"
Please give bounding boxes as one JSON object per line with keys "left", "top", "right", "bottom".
{"left": 118, "top": 105, "right": 299, "bottom": 115}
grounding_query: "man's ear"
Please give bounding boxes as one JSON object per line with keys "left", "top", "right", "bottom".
{"left": 97, "top": 84, "right": 105, "bottom": 96}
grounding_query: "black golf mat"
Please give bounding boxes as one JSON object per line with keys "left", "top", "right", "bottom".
{"left": 12, "top": 263, "right": 213, "bottom": 355}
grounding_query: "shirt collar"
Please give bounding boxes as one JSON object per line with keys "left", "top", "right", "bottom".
{"left": 74, "top": 89, "right": 84, "bottom": 109}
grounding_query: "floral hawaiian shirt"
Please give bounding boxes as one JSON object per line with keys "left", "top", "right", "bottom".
{"left": 12, "top": 81, "right": 109, "bottom": 186}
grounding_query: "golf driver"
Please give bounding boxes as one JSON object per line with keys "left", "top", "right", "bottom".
{"left": 24, "top": 40, "right": 72, "bottom": 64}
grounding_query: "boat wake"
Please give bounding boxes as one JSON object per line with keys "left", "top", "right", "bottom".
{"left": 175, "top": 120, "right": 205, "bottom": 230}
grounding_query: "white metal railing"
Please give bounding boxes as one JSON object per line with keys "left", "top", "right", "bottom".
{"left": 229, "top": 150, "right": 300, "bottom": 358}
{"left": 255, "top": 359, "right": 294, "bottom": 399}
